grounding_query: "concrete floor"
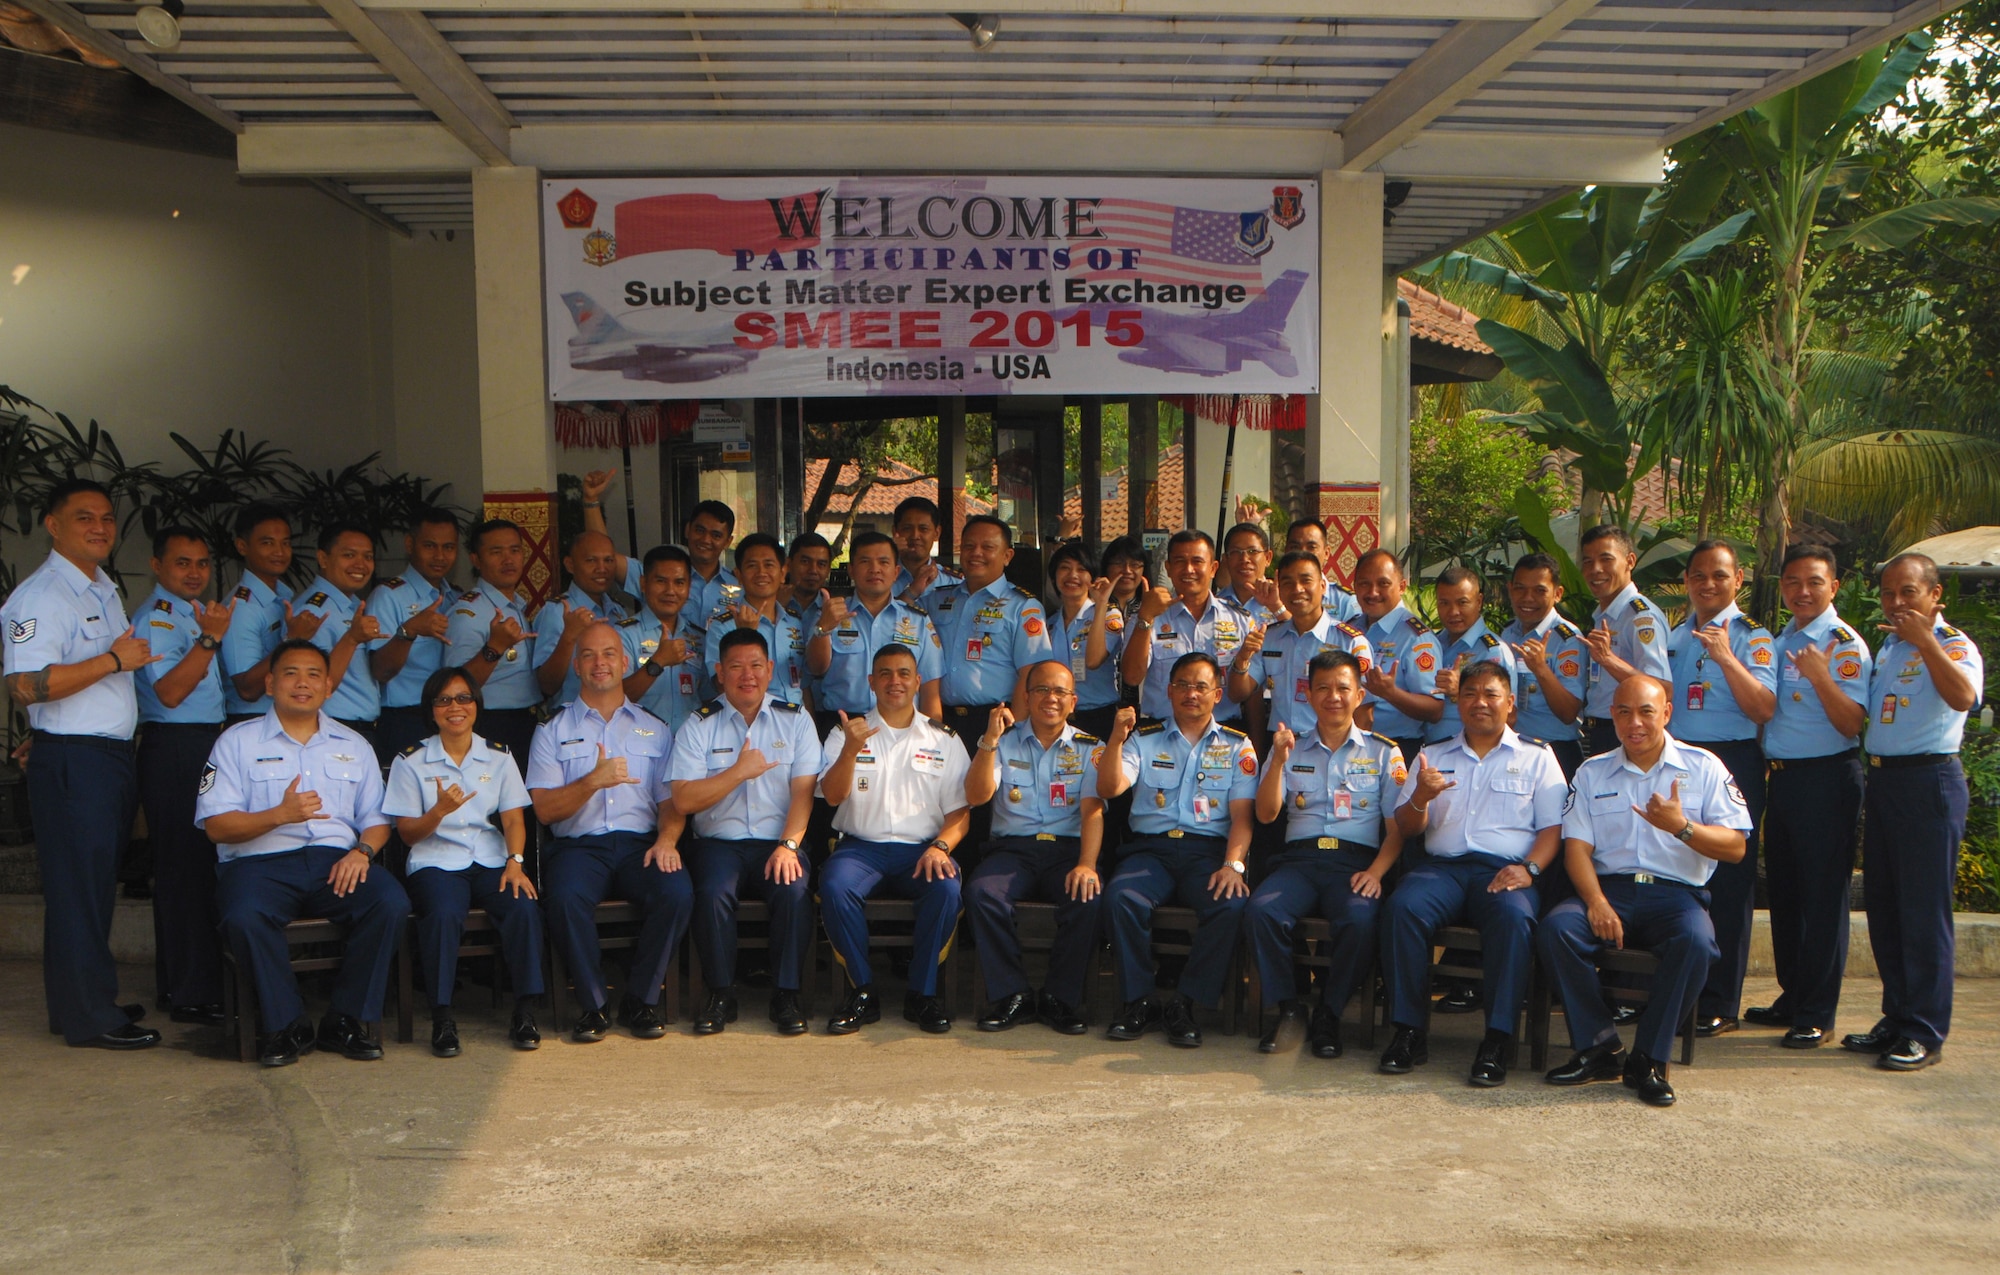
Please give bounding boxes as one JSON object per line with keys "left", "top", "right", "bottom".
{"left": 3, "top": 962, "right": 1997, "bottom": 1275}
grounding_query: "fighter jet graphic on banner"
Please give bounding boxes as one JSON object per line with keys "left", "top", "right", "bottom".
{"left": 1068, "top": 269, "right": 1308, "bottom": 379}
{"left": 561, "top": 292, "right": 757, "bottom": 384}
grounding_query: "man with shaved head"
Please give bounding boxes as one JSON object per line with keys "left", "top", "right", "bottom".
{"left": 534, "top": 530, "right": 635, "bottom": 708}
{"left": 1539, "top": 676, "right": 1751, "bottom": 1106}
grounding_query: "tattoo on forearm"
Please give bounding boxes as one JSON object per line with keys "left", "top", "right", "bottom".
{"left": 5, "top": 669, "right": 52, "bottom": 706}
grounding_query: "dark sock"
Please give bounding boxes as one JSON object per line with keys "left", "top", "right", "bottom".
{"left": 514, "top": 994, "right": 537, "bottom": 1015}
{"left": 432, "top": 1005, "right": 453, "bottom": 1025}
{"left": 1483, "top": 1027, "right": 1511, "bottom": 1045}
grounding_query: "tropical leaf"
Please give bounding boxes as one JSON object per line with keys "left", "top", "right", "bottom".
{"left": 1818, "top": 196, "right": 2000, "bottom": 253}
{"left": 1425, "top": 252, "right": 1568, "bottom": 310}
{"left": 1474, "top": 319, "right": 1621, "bottom": 439}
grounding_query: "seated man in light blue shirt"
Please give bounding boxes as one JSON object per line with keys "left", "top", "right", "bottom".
{"left": 526, "top": 621, "right": 687, "bottom": 1043}
{"left": 667, "top": 629, "right": 821, "bottom": 1038}
{"left": 197, "top": 639, "right": 409, "bottom": 1067}
{"left": 1383, "top": 660, "right": 1567, "bottom": 1087}
{"left": 1539, "top": 676, "right": 1750, "bottom": 1107}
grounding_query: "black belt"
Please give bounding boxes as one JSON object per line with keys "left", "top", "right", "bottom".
{"left": 1604, "top": 871, "right": 1702, "bottom": 890}
{"left": 1150, "top": 830, "right": 1225, "bottom": 845}
{"left": 140, "top": 720, "right": 222, "bottom": 733}
{"left": 1285, "top": 837, "right": 1373, "bottom": 855}
{"left": 30, "top": 731, "right": 133, "bottom": 753}
{"left": 1679, "top": 737, "right": 1759, "bottom": 748}
{"left": 1869, "top": 752, "right": 1954, "bottom": 770}
{"left": 991, "top": 833, "right": 1080, "bottom": 847}
{"left": 946, "top": 702, "right": 998, "bottom": 718}
{"left": 1767, "top": 749, "right": 1859, "bottom": 771}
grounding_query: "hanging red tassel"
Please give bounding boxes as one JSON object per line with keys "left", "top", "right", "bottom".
{"left": 1165, "top": 394, "right": 1306, "bottom": 431}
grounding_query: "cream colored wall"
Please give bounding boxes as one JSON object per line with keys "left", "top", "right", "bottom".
{"left": 1188, "top": 412, "right": 1273, "bottom": 542}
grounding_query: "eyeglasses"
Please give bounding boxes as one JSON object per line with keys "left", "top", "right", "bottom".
{"left": 1027, "top": 686, "right": 1075, "bottom": 698}
{"left": 430, "top": 694, "right": 476, "bottom": 707}
{"left": 1168, "top": 680, "right": 1217, "bottom": 693}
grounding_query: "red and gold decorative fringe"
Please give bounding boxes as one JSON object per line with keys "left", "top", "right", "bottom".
{"left": 553, "top": 400, "right": 700, "bottom": 448}
{"left": 1164, "top": 394, "right": 1306, "bottom": 431}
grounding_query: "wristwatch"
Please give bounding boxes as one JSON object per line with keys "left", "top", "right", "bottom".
{"left": 1675, "top": 821, "right": 1698, "bottom": 845}
{"left": 196, "top": 633, "right": 221, "bottom": 651}
{"left": 1525, "top": 860, "right": 1542, "bottom": 878}
{"left": 928, "top": 839, "right": 951, "bottom": 854}
{"left": 351, "top": 842, "right": 376, "bottom": 861}
{"left": 508, "top": 853, "right": 525, "bottom": 865}
{"left": 780, "top": 838, "right": 800, "bottom": 853}
{"left": 641, "top": 658, "right": 665, "bottom": 678}
{"left": 394, "top": 623, "right": 413, "bottom": 642}
{"left": 479, "top": 645, "right": 503, "bottom": 664}
{"left": 1226, "top": 860, "right": 1247, "bottom": 875}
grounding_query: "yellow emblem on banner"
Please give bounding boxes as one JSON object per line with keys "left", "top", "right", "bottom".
{"left": 582, "top": 228, "right": 617, "bottom": 267}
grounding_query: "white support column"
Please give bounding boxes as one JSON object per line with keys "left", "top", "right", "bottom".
{"left": 472, "top": 165, "right": 554, "bottom": 495}
{"left": 1308, "top": 170, "right": 1394, "bottom": 585}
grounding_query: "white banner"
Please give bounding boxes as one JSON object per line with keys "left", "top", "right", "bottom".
{"left": 543, "top": 176, "right": 1319, "bottom": 401}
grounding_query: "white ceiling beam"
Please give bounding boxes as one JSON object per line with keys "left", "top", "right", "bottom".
{"left": 435, "top": 36, "right": 1440, "bottom": 56}
{"left": 1381, "top": 128, "right": 1663, "bottom": 185}
{"left": 311, "top": 0, "right": 517, "bottom": 164}
{"left": 1337, "top": 0, "right": 1599, "bottom": 171}
{"left": 11, "top": 0, "right": 244, "bottom": 134}
{"left": 431, "top": 15, "right": 1452, "bottom": 37}
{"left": 238, "top": 121, "right": 483, "bottom": 174}
{"left": 364, "top": 1, "right": 1558, "bottom": 17}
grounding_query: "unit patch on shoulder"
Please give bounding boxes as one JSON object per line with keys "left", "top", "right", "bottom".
{"left": 305, "top": 592, "right": 329, "bottom": 608}
{"left": 154, "top": 599, "right": 174, "bottom": 612}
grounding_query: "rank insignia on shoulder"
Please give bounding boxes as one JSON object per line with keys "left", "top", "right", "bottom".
{"left": 1942, "top": 624, "right": 1963, "bottom": 638}
{"left": 616, "top": 615, "right": 639, "bottom": 627}
{"left": 197, "top": 764, "right": 216, "bottom": 795}
{"left": 9, "top": 618, "right": 36, "bottom": 643}
{"left": 1832, "top": 626, "right": 1855, "bottom": 643}
{"left": 1406, "top": 617, "right": 1430, "bottom": 633}
{"left": 771, "top": 699, "right": 801, "bottom": 712}
{"left": 1137, "top": 722, "right": 1165, "bottom": 736}
{"left": 234, "top": 587, "right": 252, "bottom": 601}
{"left": 384, "top": 577, "right": 406, "bottom": 589}
{"left": 1335, "top": 621, "right": 1363, "bottom": 639}
{"left": 400, "top": 743, "right": 423, "bottom": 757}
{"left": 1220, "top": 725, "right": 1248, "bottom": 740}
{"left": 1553, "top": 621, "right": 1580, "bottom": 639}
{"left": 695, "top": 702, "right": 721, "bottom": 718}
{"left": 489, "top": 740, "right": 509, "bottom": 753}
{"left": 460, "top": 590, "right": 480, "bottom": 601}
{"left": 1480, "top": 632, "right": 1500, "bottom": 647}
{"left": 306, "top": 592, "right": 329, "bottom": 608}
{"left": 937, "top": 721, "right": 956, "bottom": 736}
{"left": 1630, "top": 597, "right": 1648, "bottom": 613}
{"left": 1011, "top": 585, "right": 1034, "bottom": 600}
{"left": 154, "top": 599, "right": 174, "bottom": 612}
{"left": 1072, "top": 732, "right": 1100, "bottom": 745}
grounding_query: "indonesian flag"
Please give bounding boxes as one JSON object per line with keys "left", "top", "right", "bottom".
{"left": 614, "top": 192, "right": 823, "bottom": 259}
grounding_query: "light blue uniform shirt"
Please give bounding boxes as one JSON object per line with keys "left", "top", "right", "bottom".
{"left": 785, "top": 593, "right": 825, "bottom": 705}
{"left": 1322, "top": 580, "right": 1363, "bottom": 626}
{"left": 444, "top": 579, "right": 539, "bottom": 711}
{"left": 1216, "top": 582, "right": 1281, "bottom": 630}
{"left": 1119, "top": 717, "right": 1260, "bottom": 838}
{"left": 1765, "top": 607, "right": 1871, "bottom": 759}
{"left": 1132, "top": 594, "right": 1254, "bottom": 722}
{"left": 689, "top": 564, "right": 741, "bottom": 623}
{"left": 986, "top": 721, "right": 1103, "bottom": 839}
{"left": 704, "top": 604, "right": 809, "bottom": 706}
{"left": 1585, "top": 582, "right": 1672, "bottom": 718}
{"left": 292, "top": 577, "right": 384, "bottom": 724}
{"left": 1868, "top": 620, "right": 1983, "bottom": 756}
{"left": 813, "top": 596, "right": 942, "bottom": 715}
{"left": 928, "top": 577, "right": 1054, "bottom": 707}
{"left": 1501, "top": 612, "right": 1586, "bottom": 745}
{"left": 365, "top": 573, "right": 451, "bottom": 710}
{"left": 1047, "top": 600, "right": 1124, "bottom": 712}
{"left": 667, "top": 694, "right": 820, "bottom": 841}
{"left": 195, "top": 713, "right": 387, "bottom": 862}
{"left": 894, "top": 559, "right": 962, "bottom": 601}
{"left": 1259, "top": 613, "right": 1373, "bottom": 736}
{"left": 135, "top": 585, "right": 225, "bottom": 724}
{"left": 1362, "top": 604, "right": 1443, "bottom": 742}
{"left": 1666, "top": 604, "right": 1775, "bottom": 743}
{"left": 1272, "top": 724, "right": 1405, "bottom": 848}
{"left": 534, "top": 581, "right": 635, "bottom": 708}
{"left": 1427, "top": 620, "right": 1518, "bottom": 744}
{"left": 619, "top": 610, "right": 710, "bottom": 729}
{"left": 382, "top": 734, "right": 530, "bottom": 872}
{"left": 1, "top": 551, "right": 136, "bottom": 739}
{"left": 524, "top": 697, "right": 673, "bottom": 840}
{"left": 1562, "top": 736, "right": 1752, "bottom": 887}
{"left": 220, "top": 571, "right": 287, "bottom": 718}
{"left": 1394, "top": 728, "right": 1567, "bottom": 861}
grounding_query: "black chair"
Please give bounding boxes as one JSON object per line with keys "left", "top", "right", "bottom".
{"left": 220, "top": 919, "right": 409, "bottom": 1061}
{"left": 1422, "top": 924, "right": 1543, "bottom": 1069}
{"left": 1119, "top": 905, "right": 1239, "bottom": 1035}
{"left": 822, "top": 898, "right": 958, "bottom": 1014}
{"left": 395, "top": 908, "right": 524, "bottom": 1029}
{"left": 1242, "top": 916, "right": 1381, "bottom": 1048}
{"left": 968, "top": 899, "right": 1101, "bottom": 1025}
{"left": 1529, "top": 945, "right": 1697, "bottom": 1068}
{"left": 546, "top": 901, "right": 683, "bottom": 1026}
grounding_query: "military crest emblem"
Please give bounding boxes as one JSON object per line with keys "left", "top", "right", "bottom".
{"left": 1270, "top": 186, "right": 1305, "bottom": 229}
{"left": 1235, "top": 211, "right": 1273, "bottom": 258}
{"left": 556, "top": 187, "right": 598, "bottom": 230}
{"left": 582, "top": 228, "right": 617, "bottom": 267}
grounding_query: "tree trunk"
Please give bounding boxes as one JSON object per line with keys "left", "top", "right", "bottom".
{"left": 1752, "top": 477, "right": 1789, "bottom": 626}
{"left": 1578, "top": 485, "right": 1605, "bottom": 531}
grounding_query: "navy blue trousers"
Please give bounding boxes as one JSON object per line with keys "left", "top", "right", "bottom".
{"left": 688, "top": 837, "right": 813, "bottom": 991}
{"left": 965, "top": 835, "right": 1102, "bottom": 1008}
{"left": 404, "top": 864, "right": 546, "bottom": 1008}
{"left": 819, "top": 837, "right": 961, "bottom": 996}
{"left": 1538, "top": 875, "right": 1717, "bottom": 1062}
{"left": 29, "top": 733, "right": 138, "bottom": 1043}
{"left": 138, "top": 722, "right": 223, "bottom": 1011}
{"left": 1245, "top": 845, "right": 1378, "bottom": 1008}
{"left": 215, "top": 845, "right": 411, "bottom": 1033}
{"left": 543, "top": 832, "right": 691, "bottom": 1012}
{"left": 1107, "top": 835, "right": 1244, "bottom": 1008}
{"left": 1689, "top": 738, "right": 1766, "bottom": 1020}
{"left": 1863, "top": 758, "right": 1968, "bottom": 1048}
{"left": 1383, "top": 853, "right": 1538, "bottom": 1036}
{"left": 1763, "top": 754, "right": 1863, "bottom": 1029}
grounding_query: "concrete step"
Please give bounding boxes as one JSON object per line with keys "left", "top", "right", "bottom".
{"left": 0, "top": 892, "right": 1996, "bottom": 976}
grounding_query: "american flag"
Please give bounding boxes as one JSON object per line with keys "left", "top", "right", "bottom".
{"left": 1077, "top": 199, "right": 1269, "bottom": 294}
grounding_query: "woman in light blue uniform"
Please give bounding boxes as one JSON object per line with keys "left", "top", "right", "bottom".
{"left": 1044, "top": 541, "right": 1125, "bottom": 740}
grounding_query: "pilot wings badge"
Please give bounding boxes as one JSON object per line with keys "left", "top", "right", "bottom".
{"left": 1235, "top": 211, "right": 1273, "bottom": 258}
{"left": 582, "top": 228, "right": 618, "bottom": 267}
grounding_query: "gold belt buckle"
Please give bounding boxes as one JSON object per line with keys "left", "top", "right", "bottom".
{"left": 1317, "top": 837, "right": 1338, "bottom": 850}
{"left": 1166, "top": 829, "right": 1185, "bottom": 839}
{"left": 1635, "top": 872, "right": 1656, "bottom": 884}
{"left": 1035, "top": 833, "right": 1055, "bottom": 842}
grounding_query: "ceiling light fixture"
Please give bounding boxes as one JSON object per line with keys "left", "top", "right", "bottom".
{"left": 134, "top": 0, "right": 182, "bottom": 52}
{"left": 951, "top": 14, "right": 999, "bottom": 52}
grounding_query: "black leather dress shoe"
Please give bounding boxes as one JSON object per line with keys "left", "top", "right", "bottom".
{"left": 1841, "top": 1019, "right": 1896, "bottom": 1054}
{"left": 904, "top": 992, "right": 952, "bottom": 1034}
{"left": 170, "top": 1003, "right": 226, "bottom": 1027}
{"left": 1625, "top": 1052, "right": 1676, "bottom": 1106}
{"left": 1162, "top": 994, "right": 1202, "bottom": 1048}
{"left": 430, "top": 1017, "right": 461, "bottom": 1058}
{"left": 625, "top": 1003, "right": 667, "bottom": 1039}
{"left": 1780, "top": 1025, "right": 1825, "bottom": 1049}
{"left": 1307, "top": 1002, "right": 1342, "bottom": 1059}
{"left": 1105, "top": 997, "right": 1155, "bottom": 1041}
{"left": 1694, "top": 1015, "right": 1738, "bottom": 1038}
{"left": 572, "top": 1008, "right": 610, "bottom": 1043}
{"left": 1742, "top": 1004, "right": 1791, "bottom": 1027}
{"left": 75, "top": 1021, "right": 162, "bottom": 1051}
{"left": 1258, "top": 999, "right": 1308, "bottom": 1054}
{"left": 257, "top": 1029, "right": 300, "bottom": 1067}
{"left": 769, "top": 990, "right": 807, "bottom": 1036}
{"left": 1545, "top": 1042, "right": 1626, "bottom": 1086}
{"left": 693, "top": 988, "right": 739, "bottom": 1036}
{"left": 977, "top": 991, "right": 1035, "bottom": 1033}
{"left": 1378, "top": 1025, "right": 1428, "bottom": 1074}
{"left": 1037, "top": 990, "right": 1088, "bottom": 1036}
{"left": 1433, "top": 984, "right": 1480, "bottom": 1014}
{"left": 827, "top": 985, "right": 880, "bottom": 1035}
{"left": 1469, "top": 1036, "right": 1508, "bottom": 1088}
{"left": 1878, "top": 1037, "right": 1940, "bottom": 1071}
{"left": 318, "top": 1014, "right": 384, "bottom": 1061}
{"left": 51, "top": 1002, "right": 151, "bottom": 1037}
{"left": 1611, "top": 1004, "right": 1641, "bottom": 1026}
{"left": 509, "top": 1009, "right": 541, "bottom": 1050}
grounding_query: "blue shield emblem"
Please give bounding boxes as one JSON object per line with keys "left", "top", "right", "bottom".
{"left": 1235, "top": 211, "right": 1272, "bottom": 258}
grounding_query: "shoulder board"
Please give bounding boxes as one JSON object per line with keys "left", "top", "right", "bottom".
{"left": 1334, "top": 621, "right": 1363, "bottom": 639}
{"left": 384, "top": 577, "right": 406, "bottom": 589}
{"left": 1629, "top": 597, "right": 1648, "bottom": 613}
{"left": 685, "top": 620, "right": 707, "bottom": 634}
{"left": 695, "top": 702, "right": 721, "bottom": 718}
{"left": 488, "top": 740, "right": 509, "bottom": 754}
{"left": 770, "top": 699, "right": 802, "bottom": 712}
{"left": 1552, "top": 620, "right": 1580, "bottom": 639}
{"left": 1941, "top": 624, "right": 1963, "bottom": 638}
{"left": 1406, "top": 616, "right": 1430, "bottom": 634}
{"left": 153, "top": 598, "right": 174, "bottom": 612}
{"left": 399, "top": 743, "right": 423, "bottom": 758}
{"left": 1011, "top": 585, "right": 1035, "bottom": 600}
{"left": 460, "top": 590, "right": 479, "bottom": 601}
{"left": 616, "top": 615, "right": 640, "bottom": 628}
{"left": 1368, "top": 731, "right": 1399, "bottom": 747}
{"left": 1219, "top": 725, "right": 1248, "bottom": 740}
{"left": 234, "top": 586, "right": 253, "bottom": 602}
{"left": 306, "top": 592, "right": 329, "bottom": 608}
{"left": 1071, "top": 732, "right": 1101, "bottom": 745}
{"left": 1136, "top": 722, "right": 1166, "bottom": 736}
{"left": 709, "top": 605, "right": 735, "bottom": 621}
{"left": 936, "top": 721, "right": 956, "bottom": 737}
{"left": 1831, "top": 625, "right": 1855, "bottom": 643}
{"left": 1480, "top": 632, "right": 1500, "bottom": 648}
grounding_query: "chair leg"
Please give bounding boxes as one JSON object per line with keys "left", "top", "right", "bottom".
{"left": 395, "top": 921, "right": 415, "bottom": 1044}
{"left": 1529, "top": 972, "right": 1552, "bottom": 1073}
{"left": 661, "top": 946, "right": 680, "bottom": 1023}
{"left": 547, "top": 945, "right": 568, "bottom": 1029}
{"left": 1680, "top": 999, "right": 1696, "bottom": 1067}
{"left": 235, "top": 959, "right": 258, "bottom": 1064}
{"left": 1244, "top": 950, "right": 1263, "bottom": 1040}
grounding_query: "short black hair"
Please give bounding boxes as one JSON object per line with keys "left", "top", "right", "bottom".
{"left": 1223, "top": 522, "right": 1270, "bottom": 553}
{"left": 685, "top": 500, "right": 736, "bottom": 534}
{"left": 1880, "top": 552, "right": 1941, "bottom": 590}
{"left": 717, "top": 628, "right": 769, "bottom": 660}
{"left": 268, "top": 637, "right": 329, "bottom": 672}
{"left": 1353, "top": 547, "right": 1402, "bottom": 579}
{"left": 1275, "top": 550, "right": 1323, "bottom": 577}
{"left": 316, "top": 522, "right": 375, "bottom": 554}
{"left": 233, "top": 502, "right": 291, "bottom": 542}
{"left": 1579, "top": 524, "right": 1635, "bottom": 554}
{"left": 1307, "top": 649, "right": 1362, "bottom": 684}
{"left": 850, "top": 530, "right": 896, "bottom": 557}
{"left": 1512, "top": 552, "right": 1562, "bottom": 583}
{"left": 1168, "top": 650, "right": 1223, "bottom": 684}
{"left": 735, "top": 532, "right": 784, "bottom": 569}
{"left": 467, "top": 518, "right": 522, "bottom": 555}
{"left": 1435, "top": 564, "right": 1484, "bottom": 596}
{"left": 788, "top": 532, "right": 831, "bottom": 559}
{"left": 1287, "top": 516, "right": 1328, "bottom": 541}
{"left": 1167, "top": 529, "right": 1216, "bottom": 558}
{"left": 1686, "top": 539, "right": 1740, "bottom": 571}
{"left": 151, "top": 524, "right": 209, "bottom": 560}
{"left": 642, "top": 544, "right": 691, "bottom": 574}
{"left": 419, "top": 665, "right": 481, "bottom": 715}
{"left": 893, "top": 496, "right": 941, "bottom": 528}
{"left": 1047, "top": 539, "right": 1096, "bottom": 579}
{"left": 1458, "top": 658, "right": 1512, "bottom": 693}
{"left": 409, "top": 507, "right": 460, "bottom": 534}
{"left": 961, "top": 514, "right": 1012, "bottom": 549}
{"left": 1101, "top": 535, "right": 1153, "bottom": 584}
{"left": 1781, "top": 544, "right": 1839, "bottom": 577}
{"left": 872, "top": 642, "right": 920, "bottom": 670}
{"left": 41, "top": 477, "right": 112, "bottom": 522}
